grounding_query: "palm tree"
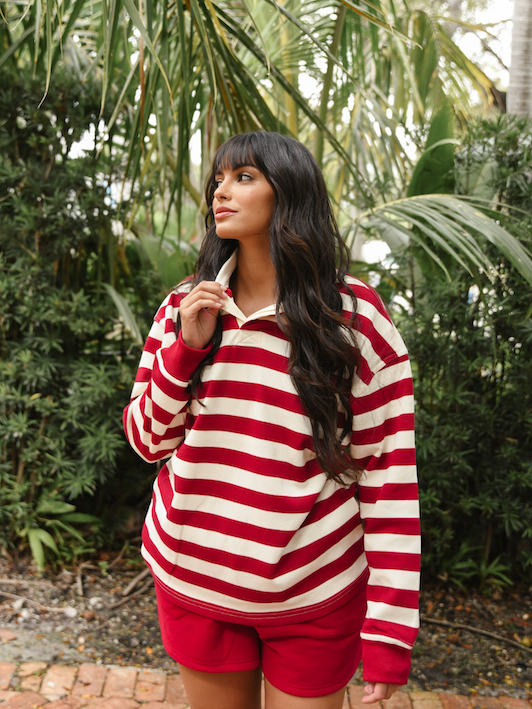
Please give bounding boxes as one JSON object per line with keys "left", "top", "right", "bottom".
{"left": 2, "top": 0, "right": 532, "bottom": 287}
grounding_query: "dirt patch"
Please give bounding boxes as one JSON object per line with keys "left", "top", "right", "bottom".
{"left": 0, "top": 558, "right": 530, "bottom": 698}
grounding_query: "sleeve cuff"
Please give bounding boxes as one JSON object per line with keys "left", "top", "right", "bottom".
{"left": 362, "top": 640, "right": 412, "bottom": 686}
{"left": 159, "top": 331, "right": 213, "bottom": 381}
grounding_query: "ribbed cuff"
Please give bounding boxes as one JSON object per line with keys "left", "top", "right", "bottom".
{"left": 362, "top": 640, "right": 412, "bottom": 686}
{"left": 159, "top": 331, "right": 212, "bottom": 381}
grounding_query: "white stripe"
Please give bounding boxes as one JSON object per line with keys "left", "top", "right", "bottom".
{"left": 145, "top": 509, "right": 365, "bottom": 591}
{"left": 206, "top": 361, "right": 295, "bottom": 390}
{"left": 366, "top": 600, "right": 420, "bottom": 628}
{"left": 352, "top": 360, "right": 413, "bottom": 398}
{"left": 360, "top": 633, "right": 413, "bottom": 650}
{"left": 354, "top": 429, "right": 415, "bottom": 458}
{"left": 142, "top": 540, "right": 368, "bottom": 615}
{"left": 351, "top": 394, "right": 415, "bottom": 432}
{"left": 360, "top": 499, "right": 419, "bottom": 519}
{"left": 363, "top": 533, "right": 421, "bottom": 554}
{"left": 152, "top": 478, "right": 363, "bottom": 563}
{"left": 169, "top": 458, "right": 325, "bottom": 498}
{"left": 357, "top": 466, "right": 418, "bottom": 488}
{"left": 166, "top": 492, "right": 309, "bottom": 531}
{"left": 131, "top": 400, "right": 183, "bottom": 454}
{"left": 183, "top": 430, "right": 315, "bottom": 467}
{"left": 368, "top": 568, "right": 419, "bottom": 591}
{"left": 137, "top": 351, "right": 155, "bottom": 371}
{"left": 189, "top": 397, "right": 311, "bottom": 435}
{"left": 150, "top": 379, "right": 188, "bottom": 417}
{"left": 220, "top": 329, "right": 290, "bottom": 358}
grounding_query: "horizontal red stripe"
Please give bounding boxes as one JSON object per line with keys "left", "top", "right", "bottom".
{"left": 156, "top": 470, "right": 292, "bottom": 547}
{"left": 366, "top": 585, "right": 419, "bottom": 609}
{"left": 152, "top": 490, "right": 363, "bottom": 579}
{"left": 177, "top": 443, "right": 321, "bottom": 481}
{"left": 362, "top": 617, "right": 419, "bottom": 644}
{"left": 143, "top": 532, "right": 365, "bottom": 604}
{"left": 362, "top": 518, "right": 420, "bottom": 536}
{"left": 173, "top": 476, "right": 319, "bottom": 514}
{"left": 358, "top": 482, "right": 419, "bottom": 504}
{"left": 143, "top": 335, "right": 162, "bottom": 355}
{"left": 352, "top": 378, "right": 413, "bottom": 416}
{"left": 196, "top": 380, "right": 306, "bottom": 416}
{"left": 353, "top": 413, "right": 414, "bottom": 445}
{"left": 359, "top": 449, "right": 416, "bottom": 472}
{"left": 301, "top": 487, "right": 358, "bottom": 527}
{"left": 365, "top": 551, "right": 421, "bottom": 572}
{"left": 189, "top": 413, "right": 313, "bottom": 451}
{"left": 212, "top": 346, "right": 289, "bottom": 373}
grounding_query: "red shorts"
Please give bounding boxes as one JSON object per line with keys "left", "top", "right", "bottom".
{"left": 154, "top": 583, "right": 366, "bottom": 698}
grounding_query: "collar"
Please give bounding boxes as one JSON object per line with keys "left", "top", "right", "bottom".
{"left": 215, "top": 250, "right": 279, "bottom": 324}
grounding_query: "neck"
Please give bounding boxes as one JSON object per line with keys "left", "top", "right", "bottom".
{"left": 231, "top": 241, "right": 276, "bottom": 316}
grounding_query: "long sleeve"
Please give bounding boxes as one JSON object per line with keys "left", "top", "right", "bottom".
{"left": 123, "top": 292, "right": 211, "bottom": 463}
{"left": 348, "top": 283, "right": 420, "bottom": 686}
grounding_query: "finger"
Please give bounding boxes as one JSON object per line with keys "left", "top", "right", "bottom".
{"left": 186, "top": 282, "right": 229, "bottom": 301}
{"left": 362, "top": 684, "right": 388, "bottom": 704}
{"left": 181, "top": 296, "right": 224, "bottom": 314}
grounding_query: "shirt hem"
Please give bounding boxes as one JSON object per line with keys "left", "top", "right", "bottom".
{"left": 146, "top": 557, "right": 370, "bottom": 627}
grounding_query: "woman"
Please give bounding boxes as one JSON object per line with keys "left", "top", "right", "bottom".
{"left": 123, "top": 131, "right": 420, "bottom": 709}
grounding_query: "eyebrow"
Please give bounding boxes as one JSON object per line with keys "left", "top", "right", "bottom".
{"left": 214, "top": 164, "right": 258, "bottom": 175}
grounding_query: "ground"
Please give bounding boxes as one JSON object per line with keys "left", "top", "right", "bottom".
{"left": 0, "top": 557, "right": 530, "bottom": 698}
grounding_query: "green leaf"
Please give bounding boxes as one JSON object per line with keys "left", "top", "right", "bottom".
{"left": 58, "top": 512, "right": 100, "bottom": 523}
{"left": 102, "top": 283, "right": 143, "bottom": 346}
{"left": 407, "top": 102, "right": 457, "bottom": 197}
{"left": 36, "top": 497, "right": 77, "bottom": 516}
{"left": 28, "top": 528, "right": 58, "bottom": 569}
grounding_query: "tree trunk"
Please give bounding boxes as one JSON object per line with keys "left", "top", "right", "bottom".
{"left": 508, "top": 0, "right": 532, "bottom": 116}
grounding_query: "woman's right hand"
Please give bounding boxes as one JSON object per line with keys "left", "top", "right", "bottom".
{"left": 179, "top": 281, "right": 229, "bottom": 350}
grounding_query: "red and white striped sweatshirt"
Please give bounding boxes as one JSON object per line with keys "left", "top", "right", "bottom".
{"left": 123, "top": 252, "right": 420, "bottom": 685}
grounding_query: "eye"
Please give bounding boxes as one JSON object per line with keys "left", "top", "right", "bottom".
{"left": 238, "top": 172, "right": 253, "bottom": 182}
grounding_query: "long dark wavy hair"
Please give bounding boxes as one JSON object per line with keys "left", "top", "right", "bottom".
{"left": 183, "top": 131, "right": 361, "bottom": 485}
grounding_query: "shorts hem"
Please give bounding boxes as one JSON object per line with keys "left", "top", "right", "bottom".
{"left": 167, "top": 651, "right": 261, "bottom": 674}
{"left": 263, "top": 666, "right": 358, "bottom": 698}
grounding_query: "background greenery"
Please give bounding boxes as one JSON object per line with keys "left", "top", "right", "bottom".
{"left": 0, "top": 70, "right": 165, "bottom": 567}
{"left": 1, "top": 0, "right": 531, "bottom": 588}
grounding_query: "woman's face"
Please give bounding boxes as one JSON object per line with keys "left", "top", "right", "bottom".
{"left": 212, "top": 165, "right": 275, "bottom": 243}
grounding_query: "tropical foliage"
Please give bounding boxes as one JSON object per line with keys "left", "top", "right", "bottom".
{"left": 1, "top": 0, "right": 532, "bottom": 584}
{"left": 0, "top": 69, "right": 161, "bottom": 567}
{"left": 0, "top": 0, "right": 502, "bottom": 242}
{"left": 375, "top": 115, "right": 532, "bottom": 588}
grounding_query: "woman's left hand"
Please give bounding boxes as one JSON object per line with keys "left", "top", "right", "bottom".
{"left": 362, "top": 683, "right": 401, "bottom": 703}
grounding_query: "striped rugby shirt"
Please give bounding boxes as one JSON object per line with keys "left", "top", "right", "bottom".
{"left": 124, "top": 251, "right": 420, "bottom": 684}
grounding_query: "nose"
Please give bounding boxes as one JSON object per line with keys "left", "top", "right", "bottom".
{"left": 214, "top": 178, "right": 229, "bottom": 201}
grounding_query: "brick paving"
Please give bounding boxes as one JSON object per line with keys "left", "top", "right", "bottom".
{"left": 0, "top": 662, "right": 529, "bottom": 708}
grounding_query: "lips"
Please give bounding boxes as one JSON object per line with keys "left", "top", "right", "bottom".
{"left": 215, "top": 208, "right": 237, "bottom": 218}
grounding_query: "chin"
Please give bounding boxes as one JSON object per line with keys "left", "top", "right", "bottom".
{"left": 215, "top": 228, "right": 240, "bottom": 241}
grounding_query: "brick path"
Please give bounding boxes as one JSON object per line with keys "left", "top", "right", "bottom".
{"left": 0, "top": 663, "right": 530, "bottom": 709}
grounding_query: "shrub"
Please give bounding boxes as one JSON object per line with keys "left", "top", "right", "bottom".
{"left": 397, "top": 115, "right": 532, "bottom": 587}
{"left": 0, "top": 69, "right": 157, "bottom": 567}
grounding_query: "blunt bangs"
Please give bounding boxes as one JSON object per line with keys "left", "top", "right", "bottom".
{"left": 212, "top": 134, "right": 264, "bottom": 176}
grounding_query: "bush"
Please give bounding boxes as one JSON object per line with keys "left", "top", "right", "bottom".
{"left": 0, "top": 69, "right": 158, "bottom": 567}
{"left": 397, "top": 115, "right": 532, "bottom": 588}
